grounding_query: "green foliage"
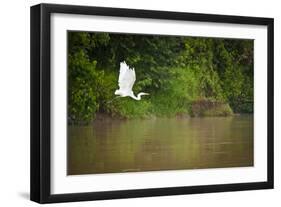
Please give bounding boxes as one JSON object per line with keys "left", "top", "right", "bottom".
{"left": 67, "top": 31, "right": 253, "bottom": 122}
{"left": 110, "top": 98, "right": 152, "bottom": 119}
{"left": 149, "top": 67, "right": 200, "bottom": 117}
{"left": 68, "top": 50, "right": 99, "bottom": 122}
{"left": 180, "top": 38, "right": 225, "bottom": 100}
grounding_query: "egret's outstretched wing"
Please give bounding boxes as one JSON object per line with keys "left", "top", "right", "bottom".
{"left": 118, "top": 61, "right": 136, "bottom": 92}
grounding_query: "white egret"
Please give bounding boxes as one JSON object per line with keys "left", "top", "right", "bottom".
{"left": 114, "top": 61, "right": 149, "bottom": 100}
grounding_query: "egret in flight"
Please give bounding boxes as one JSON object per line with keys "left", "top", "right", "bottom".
{"left": 114, "top": 61, "right": 149, "bottom": 100}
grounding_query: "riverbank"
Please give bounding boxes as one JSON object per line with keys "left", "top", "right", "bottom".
{"left": 68, "top": 111, "right": 253, "bottom": 126}
{"left": 68, "top": 112, "right": 252, "bottom": 125}
{"left": 68, "top": 98, "right": 237, "bottom": 125}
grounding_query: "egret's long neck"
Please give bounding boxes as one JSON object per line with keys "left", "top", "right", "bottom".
{"left": 130, "top": 93, "right": 141, "bottom": 100}
{"left": 130, "top": 92, "right": 148, "bottom": 101}
{"left": 137, "top": 93, "right": 143, "bottom": 100}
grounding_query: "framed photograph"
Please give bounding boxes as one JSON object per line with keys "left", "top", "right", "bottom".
{"left": 30, "top": 3, "right": 274, "bottom": 203}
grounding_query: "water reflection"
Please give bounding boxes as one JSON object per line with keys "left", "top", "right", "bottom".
{"left": 68, "top": 115, "right": 253, "bottom": 175}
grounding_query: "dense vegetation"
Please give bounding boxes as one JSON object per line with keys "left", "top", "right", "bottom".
{"left": 68, "top": 32, "right": 253, "bottom": 123}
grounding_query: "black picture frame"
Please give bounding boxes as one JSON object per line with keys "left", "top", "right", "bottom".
{"left": 30, "top": 3, "right": 274, "bottom": 204}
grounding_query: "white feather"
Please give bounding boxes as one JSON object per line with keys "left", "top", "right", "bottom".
{"left": 115, "top": 61, "right": 149, "bottom": 101}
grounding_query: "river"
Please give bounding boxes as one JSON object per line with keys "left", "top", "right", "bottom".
{"left": 68, "top": 115, "right": 253, "bottom": 175}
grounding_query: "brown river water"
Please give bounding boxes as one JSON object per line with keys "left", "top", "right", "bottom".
{"left": 68, "top": 115, "right": 253, "bottom": 175}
